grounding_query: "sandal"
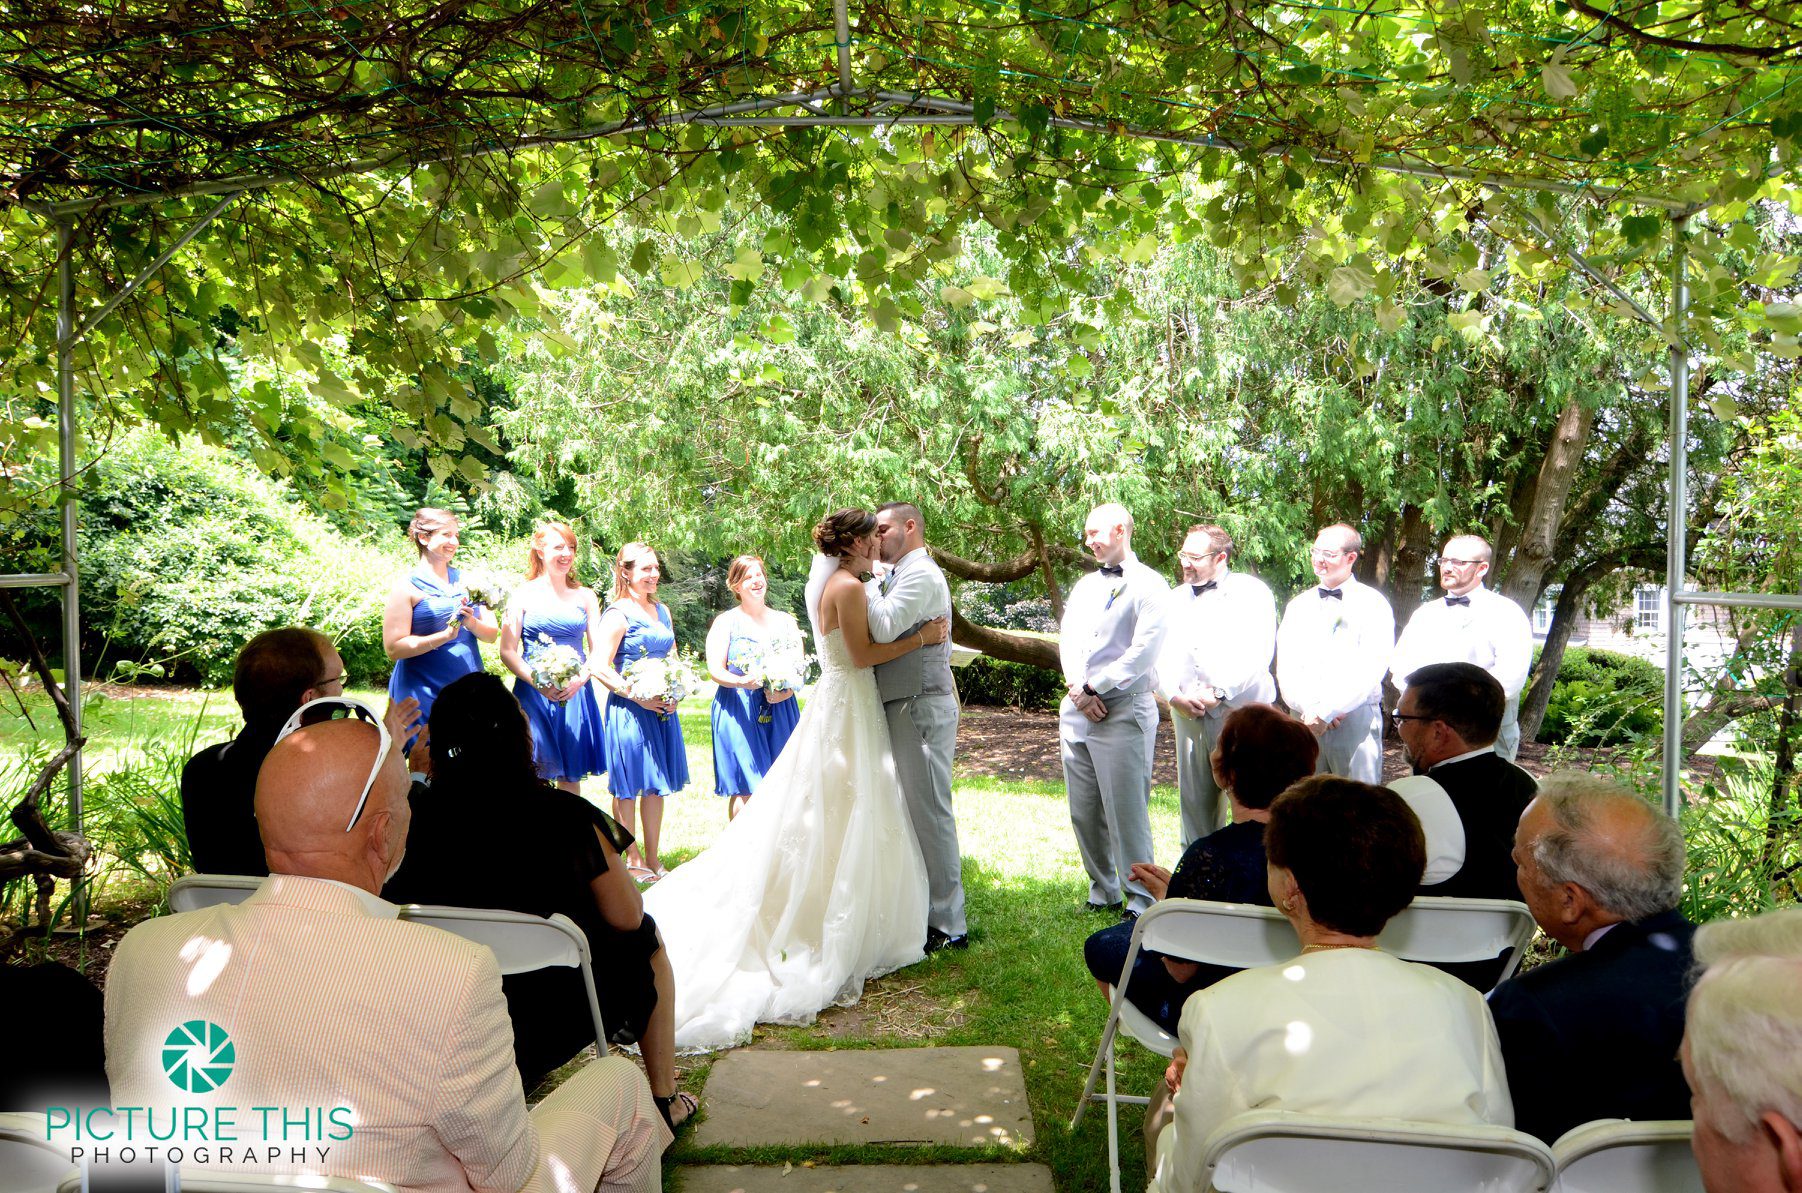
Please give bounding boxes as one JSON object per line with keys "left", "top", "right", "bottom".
{"left": 627, "top": 864, "right": 658, "bottom": 884}
{"left": 655, "top": 1090, "right": 699, "bottom": 1132}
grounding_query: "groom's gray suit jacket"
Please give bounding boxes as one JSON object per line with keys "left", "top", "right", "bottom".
{"left": 868, "top": 548, "right": 966, "bottom": 937}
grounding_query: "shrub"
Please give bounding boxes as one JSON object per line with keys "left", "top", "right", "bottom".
{"left": 957, "top": 656, "right": 1064, "bottom": 711}
{"left": 1536, "top": 646, "right": 1664, "bottom": 747}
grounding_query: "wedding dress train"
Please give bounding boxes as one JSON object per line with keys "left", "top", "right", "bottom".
{"left": 642, "top": 582, "right": 931, "bottom": 1051}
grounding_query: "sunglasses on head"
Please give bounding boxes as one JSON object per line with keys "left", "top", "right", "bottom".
{"left": 274, "top": 696, "right": 393, "bottom": 833}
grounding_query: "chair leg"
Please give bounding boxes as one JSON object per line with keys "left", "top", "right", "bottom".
{"left": 1105, "top": 1033, "right": 1122, "bottom": 1193}
{"left": 1071, "top": 1009, "right": 1123, "bottom": 1129}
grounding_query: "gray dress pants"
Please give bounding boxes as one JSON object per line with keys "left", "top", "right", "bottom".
{"left": 1173, "top": 710, "right": 1228, "bottom": 847}
{"left": 1061, "top": 690, "right": 1159, "bottom": 914}
{"left": 885, "top": 693, "right": 967, "bottom": 937}
{"left": 1313, "top": 701, "right": 1385, "bottom": 785}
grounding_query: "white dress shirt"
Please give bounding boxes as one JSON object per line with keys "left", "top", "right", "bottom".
{"left": 1058, "top": 551, "right": 1170, "bottom": 695}
{"left": 1155, "top": 568, "right": 1277, "bottom": 708}
{"left": 1390, "top": 585, "right": 1533, "bottom": 699}
{"left": 1275, "top": 575, "right": 1395, "bottom": 721}
{"left": 1149, "top": 949, "right": 1513, "bottom": 1193}
{"left": 865, "top": 546, "right": 951, "bottom": 644}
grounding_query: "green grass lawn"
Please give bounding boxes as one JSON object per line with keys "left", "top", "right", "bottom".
{"left": 5, "top": 683, "right": 1180, "bottom": 1191}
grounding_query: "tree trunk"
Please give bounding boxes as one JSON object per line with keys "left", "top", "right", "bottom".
{"left": 931, "top": 543, "right": 1090, "bottom": 584}
{"left": 1762, "top": 624, "right": 1802, "bottom": 870}
{"left": 1517, "top": 544, "right": 1667, "bottom": 742}
{"left": 950, "top": 607, "right": 1059, "bottom": 670}
{"left": 1501, "top": 397, "right": 1595, "bottom": 606}
{"left": 1029, "top": 523, "right": 1065, "bottom": 623}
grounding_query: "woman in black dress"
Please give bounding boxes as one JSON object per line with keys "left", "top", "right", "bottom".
{"left": 384, "top": 672, "right": 696, "bottom": 1129}
{"left": 1082, "top": 703, "right": 1320, "bottom": 1033}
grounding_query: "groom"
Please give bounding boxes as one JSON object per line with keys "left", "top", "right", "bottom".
{"left": 868, "top": 502, "right": 969, "bottom": 953}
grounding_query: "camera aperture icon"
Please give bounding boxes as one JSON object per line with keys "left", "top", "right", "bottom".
{"left": 162, "top": 1019, "right": 235, "bottom": 1092}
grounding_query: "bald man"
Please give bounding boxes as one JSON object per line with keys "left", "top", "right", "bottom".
{"left": 1486, "top": 773, "right": 1695, "bottom": 1143}
{"left": 1059, "top": 503, "right": 1169, "bottom": 917}
{"left": 1389, "top": 534, "right": 1533, "bottom": 760}
{"left": 105, "top": 706, "right": 666, "bottom": 1191}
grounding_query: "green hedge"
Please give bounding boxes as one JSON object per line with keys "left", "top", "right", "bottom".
{"left": 956, "top": 656, "right": 1065, "bottom": 711}
{"left": 1536, "top": 646, "right": 1664, "bottom": 747}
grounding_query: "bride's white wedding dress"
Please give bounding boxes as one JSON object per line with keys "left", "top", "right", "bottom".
{"left": 642, "top": 561, "right": 931, "bottom": 1051}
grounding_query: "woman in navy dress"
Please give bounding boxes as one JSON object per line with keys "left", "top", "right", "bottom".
{"left": 706, "top": 555, "right": 803, "bottom": 821}
{"left": 498, "top": 520, "right": 607, "bottom": 793}
{"left": 593, "top": 542, "right": 689, "bottom": 880}
{"left": 383, "top": 508, "right": 497, "bottom": 731}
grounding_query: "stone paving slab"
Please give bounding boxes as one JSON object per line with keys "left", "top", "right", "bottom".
{"left": 680, "top": 1163, "right": 1056, "bottom": 1193}
{"left": 693, "top": 1047, "right": 1034, "bottom": 1149}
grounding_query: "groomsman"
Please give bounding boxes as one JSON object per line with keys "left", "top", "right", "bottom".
{"left": 1275, "top": 523, "right": 1394, "bottom": 784}
{"left": 1060, "top": 503, "right": 1169, "bottom": 917}
{"left": 1390, "top": 533, "right": 1534, "bottom": 760}
{"left": 1156, "top": 523, "right": 1277, "bottom": 845}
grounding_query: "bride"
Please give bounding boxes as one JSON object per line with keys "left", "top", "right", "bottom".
{"left": 643, "top": 508, "right": 951, "bottom": 1051}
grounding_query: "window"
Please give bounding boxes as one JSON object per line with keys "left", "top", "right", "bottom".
{"left": 1533, "top": 585, "right": 1563, "bottom": 634}
{"left": 1635, "top": 585, "right": 1663, "bottom": 631}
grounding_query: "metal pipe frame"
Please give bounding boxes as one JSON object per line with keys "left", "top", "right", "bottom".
{"left": 1672, "top": 591, "right": 1802, "bottom": 612}
{"left": 1662, "top": 219, "right": 1690, "bottom": 819}
{"left": 56, "top": 220, "right": 83, "bottom": 907}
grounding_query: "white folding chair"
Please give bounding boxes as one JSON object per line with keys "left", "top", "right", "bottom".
{"left": 1201, "top": 1110, "right": 1556, "bottom": 1193}
{"left": 178, "top": 1175, "right": 397, "bottom": 1191}
{"left": 0, "top": 1112, "right": 78, "bottom": 1193}
{"left": 395, "top": 905, "right": 608, "bottom": 1057}
{"left": 167, "top": 873, "right": 263, "bottom": 912}
{"left": 1553, "top": 1120, "right": 1702, "bottom": 1193}
{"left": 1070, "top": 898, "right": 1299, "bottom": 1193}
{"left": 1377, "top": 896, "right": 1539, "bottom": 991}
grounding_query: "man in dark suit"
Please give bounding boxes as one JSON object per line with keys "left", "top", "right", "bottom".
{"left": 1387, "top": 661, "right": 1537, "bottom": 900}
{"left": 1488, "top": 774, "right": 1695, "bottom": 1143}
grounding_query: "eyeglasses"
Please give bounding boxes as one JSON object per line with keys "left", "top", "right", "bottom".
{"left": 274, "top": 696, "right": 393, "bottom": 833}
{"left": 1390, "top": 712, "right": 1436, "bottom": 726}
{"left": 313, "top": 672, "right": 347, "bottom": 689}
{"left": 1437, "top": 557, "right": 1483, "bottom": 568}
{"left": 1310, "top": 548, "right": 1347, "bottom": 560}
{"left": 1177, "top": 551, "right": 1217, "bottom": 564}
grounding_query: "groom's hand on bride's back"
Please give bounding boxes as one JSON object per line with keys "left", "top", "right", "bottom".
{"left": 920, "top": 616, "right": 950, "bottom": 645}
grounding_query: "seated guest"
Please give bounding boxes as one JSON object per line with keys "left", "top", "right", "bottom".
{"left": 1487, "top": 772, "right": 1694, "bottom": 1143}
{"left": 1683, "top": 908, "right": 1802, "bottom": 1193}
{"left": 385, "top": 673, "right": 695, "bottom": 1129}
{"left": 1147, "top": 776, "right": 1511, "bottom": 1193}
{"left": 0, "top": 962, "right": 107, "bottom": 1109}
{"left": 1083, "top": 704, "right": 1318, "bottom": 1033}
{"left": 1387, "top": 661, "right": 1537, "bottom": 900}
{"left": 109, "top": 699, "right": 666, "bottom": 1190}
{"left": 181, "top": 627, "right": 418, "bottom": 875}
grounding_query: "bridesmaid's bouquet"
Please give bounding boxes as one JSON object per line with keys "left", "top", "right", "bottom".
{"left": 624, "top": 653, "right": 698, "bottom": 718}
{"left": 526, "top": 632, "right": 584, "bottom": 691}
{"left": 458, "top": 567, "right": 514, "bottom": 614}
{"left": 755, "top": 635, "right": 812, "bottom": 694}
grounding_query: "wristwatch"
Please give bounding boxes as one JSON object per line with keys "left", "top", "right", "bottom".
{"left": 1208, "top": 685, "right": 1226, "bottom": 701}
{"left": 1082, "top": 683, "right": 1099, "bottom": 698}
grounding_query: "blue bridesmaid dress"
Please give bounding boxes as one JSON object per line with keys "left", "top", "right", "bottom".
{"left": 387, "top": 567, "right": 484, "bottom": 726}
{"left": 604, "top": 604, "right": 690, "bottom": 798}
{"left": 710, "top": 615, "right": 801, "bottom": 797}
{"left": 513, "top": 596, "right": 607, "bottom": 783}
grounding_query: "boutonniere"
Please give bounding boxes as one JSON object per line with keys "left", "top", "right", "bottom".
{"left": 1104, "top": 582, "right": 1126, "bottom": 611}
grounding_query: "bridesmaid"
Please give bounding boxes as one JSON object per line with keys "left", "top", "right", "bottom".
{"left": 383, "top": 508, "right": 498, "bottom": 732}
{"left": 705, "top": 555, "right": 803, "bottom": 821}
{"left": 593, "top": 543, "right": 689, "bottom": 880}
{"left": 498, "top": 521, "right": 607, "bottom": 793}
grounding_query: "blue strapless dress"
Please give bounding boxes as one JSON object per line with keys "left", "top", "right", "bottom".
{"left": 711, "top": 618, "right": 801, "bottom": 797}
{"left": 514, "top": 597, "right": 607, "bottom": 782}
{"left": 604, "top": 604, "right": 690, "bottom": 798}
{"left": 388, "top": 567, "right": 484, "bottom": 727}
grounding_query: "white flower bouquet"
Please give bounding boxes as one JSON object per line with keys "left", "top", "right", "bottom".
{"left": 526, "top": 632, "right": 584, "bottom": 690}
{"left": 756, "top": 635, "right": 812, "bottom": 693}
{"left": 624, "top": 652, "right": 698, "bottom": 715}
{"left": 458, "top": 567, "right": 514, "bottom": 613}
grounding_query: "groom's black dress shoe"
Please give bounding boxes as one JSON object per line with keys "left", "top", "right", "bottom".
{"left": 1083, "top": 900, "right": 1124, "bottom": 914}
{"left": 924, "top": 928, "right": 970, "bottom": 954}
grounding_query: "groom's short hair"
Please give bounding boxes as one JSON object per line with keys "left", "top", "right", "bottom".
{"left": 877, "top": 502, "right": 924, "bottom": 533}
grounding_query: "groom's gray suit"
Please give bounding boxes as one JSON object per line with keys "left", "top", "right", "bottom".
{"left": 868, "top": 547, "right": 966, "bottom": 939}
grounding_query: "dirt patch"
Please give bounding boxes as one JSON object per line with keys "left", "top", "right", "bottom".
{"left": 954, "top": 703, "right": 1665, "bottom": 785}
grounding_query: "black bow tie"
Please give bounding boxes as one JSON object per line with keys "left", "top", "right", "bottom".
{"left": 1192, "top": 581, "right": 1217, "bottom": 596}
{"left": 1445, "top": 594, "right": 1472, "bottom": 607}
{"left": 1098, "top": 564, "right": 1124, "bottom": 577}
{"left": 1318, "top": 587, "right": 1343, "bottom": 600}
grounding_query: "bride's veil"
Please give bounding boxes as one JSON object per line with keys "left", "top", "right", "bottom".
{"left": 803, "top": 552, "right": 839, "bottom": 646}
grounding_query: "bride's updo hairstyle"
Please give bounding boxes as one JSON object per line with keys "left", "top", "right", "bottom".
{"left": 813, "top": 508, "right": 876, "bottom": 558}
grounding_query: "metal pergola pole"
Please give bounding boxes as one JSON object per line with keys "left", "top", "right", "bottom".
{"left": 55, "top": 220, "right": 84, "bottom": 890}
{"left": 1661, "top": 218, "right": 1691, "bottom": 818}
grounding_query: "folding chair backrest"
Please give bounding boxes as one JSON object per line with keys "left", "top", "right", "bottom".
{"left": 1203, "top": 1110, "right": 1556, "bottom": 1193}
{"left": 0, "top": 1114, "right": 77, "bottom": 1193}
{"left": 1138, "top": 898, "right": 1298, "bottom": 969}
{"left": 394, "top": 905, "right": 586, "bottom": 974}
{"left": 167, "top": 874, "right": 263, "bottom": 913}
{"left": 1552, "top": 1120, "right": 1702, "bottom": 1193}
{"left": 1378, "top": 897, "right": 1537, "bottom": 979}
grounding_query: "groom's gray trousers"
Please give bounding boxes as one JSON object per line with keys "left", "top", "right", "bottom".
{"left": 884, "top": 693, "right": 967, "bottom": 938}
